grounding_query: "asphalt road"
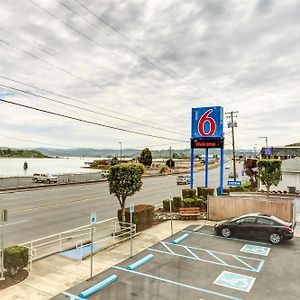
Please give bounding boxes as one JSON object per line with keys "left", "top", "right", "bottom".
{"left": 0, "top": 162, "right": 243, "bottom": 246}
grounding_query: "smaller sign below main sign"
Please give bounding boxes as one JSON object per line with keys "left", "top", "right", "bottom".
{"left": 191, "top": 138, "right": 224, "bottom": 149}
{"left": 228, "top": 180, "right": 242, "bottom": 186}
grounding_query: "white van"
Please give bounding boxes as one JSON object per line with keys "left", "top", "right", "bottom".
{"left": 176, "top": 175, "right": 191, "bottom": 185}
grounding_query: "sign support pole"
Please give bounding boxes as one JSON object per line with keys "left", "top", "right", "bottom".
{"left": 169, "top": 194, "right": 173, "bottom": 236}
{"left": 219, "top": 147, "right": 224, "bottom": 195}
{"left": 205, "top": 148, "right": 209, "bottom": 188}
{"left": 190, "top": 147, "right": 194, "bottom": 189}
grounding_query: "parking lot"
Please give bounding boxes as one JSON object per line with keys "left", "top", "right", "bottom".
{"left": 52, "top": 225, "right": 300, "bottom": 300}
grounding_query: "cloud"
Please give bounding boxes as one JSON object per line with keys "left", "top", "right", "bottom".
{"left": 0, "top": 0, "right": 299, "bottom": 150}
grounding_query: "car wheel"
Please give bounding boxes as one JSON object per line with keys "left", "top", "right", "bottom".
{"left": 221, "top": 227, "right": 231, "bottom": 238}
{"left": 46, "top": 179, "right": 50, "bottom": 184}
{"left": 269, "top": 233, "right": 281, "bottom": 244}
{"left": 34, "top": 178, "right": 38, "bottom": 183}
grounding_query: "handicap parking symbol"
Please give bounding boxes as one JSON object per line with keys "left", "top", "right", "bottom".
{"left": 214, "top": 271, "right": 256, "bottom": 292}
{"left": 240, "top": 244, "right": 271, "bottom": 256}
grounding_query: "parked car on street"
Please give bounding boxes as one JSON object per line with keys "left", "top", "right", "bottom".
{"left": 176, "top": 175, "right": 191, "bottom": 185}
{"left": 32, "top": 173, "right": 58, "bottom": 184}
{"left": 214, "top": 213, "right": 294, "bottom": 244}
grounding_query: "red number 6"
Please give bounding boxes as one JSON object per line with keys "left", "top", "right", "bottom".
{"left": 198, "top": 109, "right": 216, "bottom": 136}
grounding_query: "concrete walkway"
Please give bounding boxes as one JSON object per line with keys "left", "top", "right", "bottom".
{"left": 0, "top": 220, "right": 211, "bottom": 300}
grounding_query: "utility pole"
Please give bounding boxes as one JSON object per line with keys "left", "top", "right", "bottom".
{"left": 259, "top": 136, "right": 268, "bottom": 147}
{"left": 118, "top": 142, "right": 122, "bottom": 160}
{"left": 226, "top": 111, "right": 238, "bottom": 181}
{"left": 169, "top": 147, "right": 172, "bottom": 159}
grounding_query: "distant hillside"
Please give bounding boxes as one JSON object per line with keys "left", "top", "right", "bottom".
{"left": 0, "top": 148, "right": 48, "bottom": 158}
{"left": 33, "top": 147, "right": 249, "bottom": 158}
{"left": 286, "top": 142, "right": 300, "bottom": 146}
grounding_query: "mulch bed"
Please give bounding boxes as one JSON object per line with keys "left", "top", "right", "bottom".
{"left": 0, "top": 270, "right": 28, "bottom": 290}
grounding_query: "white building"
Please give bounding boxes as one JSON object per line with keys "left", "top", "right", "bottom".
{"left": 268, "top": 157, "right": 300, "bottom": 193}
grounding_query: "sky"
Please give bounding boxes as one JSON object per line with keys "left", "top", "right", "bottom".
{"left": 0, "top": 0, "right": 299, "bottom": 151}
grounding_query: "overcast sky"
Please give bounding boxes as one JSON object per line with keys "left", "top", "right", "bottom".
{"left": 0, "top": 0, "right": 299, "bottom": 151}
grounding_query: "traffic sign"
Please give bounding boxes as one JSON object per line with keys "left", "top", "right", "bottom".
{"left": 90, "top": 212, "right": 97, "bottom": 224}
{"left": 227, "top": 180, "right": 242, "bottom": 186}
{"left": 129, "top": 201, "right": 135, "bottom": 213}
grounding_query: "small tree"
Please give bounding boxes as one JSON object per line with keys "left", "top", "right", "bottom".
{"left": 166, "top": 158, "right": 175, "bottom": 168}
{"left": 257, "top": 159, "right": 282, "bottom": 196}
{"left": 138, "top": 148, "right": 152, "bottom": 167}
{"left": 108, "top": 163, "right": 144, "bottom": 222}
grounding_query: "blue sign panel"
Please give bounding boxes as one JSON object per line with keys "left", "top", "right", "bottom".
{"left": 191, "top": 106, "right": 223, "bottom": 138}
{"left": 240, "top": 244, "right": 271, "bottom": 256}
{"left": 264, "top": 147, "right": 273, "bottom": 156}
{"left": 228, "top": 180, "right": 242, "bottom": 186}
{"left": 214, "top": 271, "right": 256, "bottom": 292}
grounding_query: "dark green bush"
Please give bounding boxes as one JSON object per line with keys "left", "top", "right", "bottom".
{"left": 118, "top": 204, "right": 154, "bottom": 232}
{"left": 163, "top": 199, "right": 173, "bottom": 212}
{"left": 229, "top": 186, "right": 250, "bottom": 192}
{"left": 182, "top": 189, "right": 196, "bottom": 199}
{"left": 182, "top": 198, "right": 196, "bottom": 207}
{"left": 201, "top": 188, "right": 215, "bottom": 200}
{"left": 222, "top": 188, "right": 230, "bottom": 195}
{"left": 197, "top": 186, "right": 205, "bottom": 198}
{"left": 4, "top": 245, "right": 29, "bottom": 276}
{"left": 173, "top": 196, "right": 182, "bottom": 210}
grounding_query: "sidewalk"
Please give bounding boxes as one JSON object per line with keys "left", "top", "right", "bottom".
{"left": 0, "top": 220, "right": 211, "bottom": 300}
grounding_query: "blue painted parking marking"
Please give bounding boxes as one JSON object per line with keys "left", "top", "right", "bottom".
{"left": 113, "top": 266, "right": 243, "bottom": 300}
{"left": 240, "top": 244, "right": 271, "bottom": 256}
{"left": 214, "top": 271, "right": 256, "bottom": 292}
{"left": 183, "top": 230, "right": 271, "bottom": 246}
{"left": 148, "top": 241, "right": 264, "bottom": 272}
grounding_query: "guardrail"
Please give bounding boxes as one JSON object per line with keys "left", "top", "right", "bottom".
{"left": 0, "top": 172, "right": 104, "bottom": 190}
{"left": 20, "top": 217, "right": 136, "bottom": 270}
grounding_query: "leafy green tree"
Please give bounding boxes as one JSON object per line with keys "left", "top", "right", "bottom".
{"left": 108, "top": 163, "right": 144, "bottom": 222}
{"left": 257, "top": 159, "right": 282, "bottom": 196}
{"left": 138, "top": 148, "right": 152, "bottom": 167}
{"left": 166, "top": 158, "right": 175, "bottom": 168}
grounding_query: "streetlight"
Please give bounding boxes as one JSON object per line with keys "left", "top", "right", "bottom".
{"left": 118, "top": 142, "right": 122, "bottom": 160}
{"left": 259, "top": 137, "right": 268, "bottom": 147}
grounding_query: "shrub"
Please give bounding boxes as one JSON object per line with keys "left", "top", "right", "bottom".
{"left": 182, "top": 198, "right": 196, "bottom": 207}
{"left": 222, "top": 188, "right": 230, "bottom": 195}
{"left": 197, "top": 186, "right": 205, "bottom": 198}
{"left": 4, "top": 245, "right": 29, "bottom": 276}
{"left": 182, "top": 197, "right": 207, "bottom": 208}
{"left": 182, "top": 189, "right": 196, "bottom": 199}
{"left": 201, "top": 188, "right": 215, "bottom": 200}
{"left": 173, "top": 196, "right": 182, "bottom": 210}
{"left": 166, "top": 159, "right": 175, "bottom": 168}
{"left": 118, "top": 204, "right": 154, "bottom": 232}
{"left": 160, "top": 165, "right": 170, "bottom": 174}
{"left": 242, "top": 181, "right": 251, "bottom": 188}
{"left": 163, "top": 199, "right": 173, "bottom": 212}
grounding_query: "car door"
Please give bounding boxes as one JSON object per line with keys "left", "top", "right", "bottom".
{"left": 255, "top": 217, "right": 275, "bottom": 240}
{"left": 234, "top": 217, "right": 257, "bottom": 238}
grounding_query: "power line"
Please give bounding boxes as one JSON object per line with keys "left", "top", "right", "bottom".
{"left": 0, "top": 75, "right": 182, "bottom": 132}
{"left": 0, "top": 98, "right": 188, "bottom": 142}
{"left": 0, "top": 83, "right": 186, "bottom": 136}
{"left": 72, "top": 0, "right": 208, "bottom": 95}
{"left": 28, "top": 0, "right": 209, "bottom": 100}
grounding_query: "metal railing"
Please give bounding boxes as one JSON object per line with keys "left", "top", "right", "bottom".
{"left": 20, "top": 217, "right": 136, "bottom": 270}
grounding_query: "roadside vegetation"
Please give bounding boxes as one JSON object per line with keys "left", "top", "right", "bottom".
{"left": 0, "top": 148, "right": 48, "bottom": 158}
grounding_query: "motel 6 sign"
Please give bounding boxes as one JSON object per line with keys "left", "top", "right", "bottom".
{"left": 192, "top": 106, "right": 224, "bottom": 139}
{"left": 191, "top": 106, "right": 224, "bottom": 149}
